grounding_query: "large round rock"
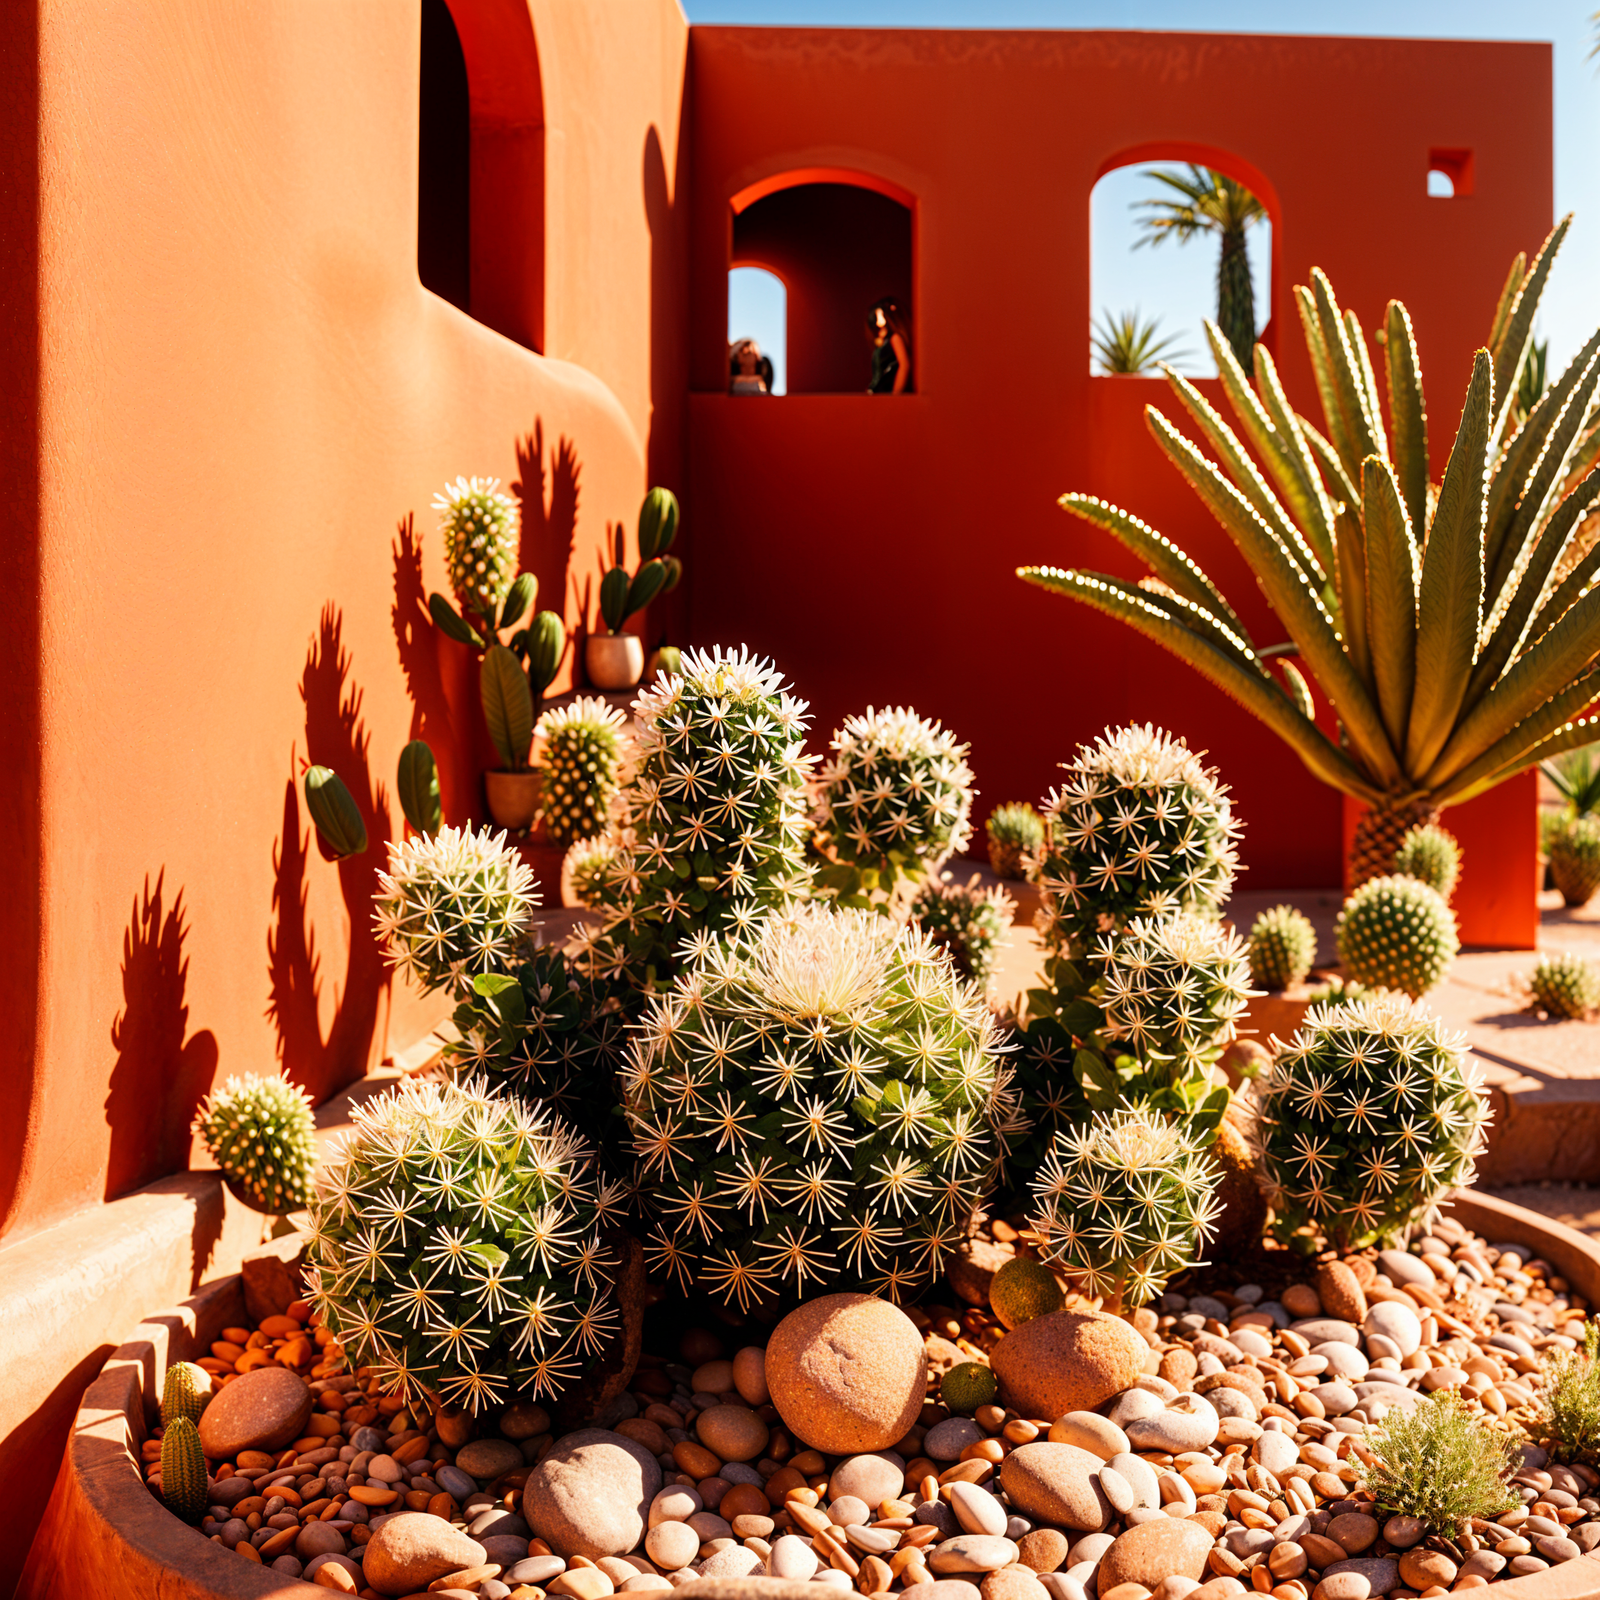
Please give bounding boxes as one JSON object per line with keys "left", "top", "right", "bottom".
{"left": 363, "top": 1513, "right": 488, "bottom": 1597}
{"left": 1095, "top": 1519, "right": 1214, "bottom": 1594}
{"left": 196, "top": 1365, "right": 312, "bottom": 1458}
{"left": 765, "top": 1293, "right": 924, "bottom": 1454}
{"left": 522, "top": 1428, "right": 663, "bottom": 1558}
{"left": 998, "top": 1443, "right": 1113, "bottom": 1533}
{"left": 990, "top": 1312, "right": 1146, "bottom": 1421}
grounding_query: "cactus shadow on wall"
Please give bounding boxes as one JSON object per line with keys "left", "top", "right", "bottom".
{"left": 514, "top": 420, "right": 581, "bottom": 673}
{"left": 104, "top": 872, "right": 218, "bottom": 1200}
{"left": 267, "top": 605, "right": 392, "bottom": 1104}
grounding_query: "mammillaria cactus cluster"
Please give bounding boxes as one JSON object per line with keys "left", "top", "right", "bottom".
{"left": 306, "top": 1076, "right": 625, "bottom": 1410}
{"left": 434, "top": 475, "right": 520, "bottom": 626}
{"left": 564, "top": 837, "right": 622, "bottom": 912}
{"left": 1335, "top": 874, "right": 1459, "bottom": 998}
{"left": 1530, "top": 951, "right": 1600, "bottom": 1020}
{"left": 1248, "top": 904, "right": 1318, "bottom": 990}
{"left": 620, "top": 904, "right": 1017, "bottom": 1308}
{"left": 910, "top": 874, "right": 1014, "bottom": 986}
{"left": 536, "top": 696, "right": 626, "bottom": 848}
{"left": 986, "top": 801, "right": 1043, "bottom": 881}
{"left": 1393, "top": 823, "right": 1462, "bottom": 901}
{"left": 1259, "top": 993, "right": 1490, "bottom": 1252}
{"left": 192, "top": 1071, "right": 317, "bottom": 1215}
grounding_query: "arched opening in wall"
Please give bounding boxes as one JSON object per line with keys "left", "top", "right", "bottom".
{"left": 416, "top": 0, "right": 545, "bottom": 353}
{"left": 731, "top": 176, "right": 914, "bottom": 395}
{"left": 729, "top": 267, "right": 787, "bottom": 395}
{"left": 1089, "top": 154, "right": 1275, "bottom": 379}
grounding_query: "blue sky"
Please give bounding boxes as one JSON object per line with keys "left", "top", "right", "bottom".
{"left": 712, "top": 1, "right": 1599, "bottom": 388}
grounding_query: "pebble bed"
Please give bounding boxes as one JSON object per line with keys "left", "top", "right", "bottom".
{"left": 146, "top": 1212, "right": 1600, "bottom": 1600}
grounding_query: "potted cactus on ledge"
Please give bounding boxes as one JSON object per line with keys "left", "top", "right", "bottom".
{"left": 587, "top": 487, "right": 682, "bottom": 690}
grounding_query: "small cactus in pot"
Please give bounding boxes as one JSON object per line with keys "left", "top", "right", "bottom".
{"left": 1248, "top": 904, "right": 1318, "bottom": 990}
{"left": 986, "top": 802, "right": 1044, "bottom": 881}
{"left": 1551, "top": 817, "right": 1600, "bottom": 908}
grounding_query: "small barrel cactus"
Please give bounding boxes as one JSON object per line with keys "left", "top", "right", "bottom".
{"left": 1030, "top": 1105, "right": 1221, "bottom": 1312}
{"left": 942, "top": 1361, "right": 998, "bottom": 1413}
{"left": 621, "top": 904, "right": 1017, "bottom": 1307}
{"left": 986, "top": 802, "right": 1044, "bottom": 881}
{"left": 193, "top": 1072, "right": 317, "bottom": 1215}
{"left": 306, "top": 1076, "right": 626, "bottom": 1410}
{"left": 1248, "top": 904, "right": 1318, "bottom": 991}
{"left": 910, "top": 874, "right": 1014, "bottom": 986}
{"left": 1530, "top": 952, "right": 1600, "bottom": 1020}
{"left": 160, "top": 1416, "right": 208, "bottom": 1524}
{"left": 814, "top": 706, "right": 975, "bottom": 898}
{"left": 1393, "top": 823, "right": 1462, "bottom": 902}
{"left": 373, "top": 824, "right": 537, "bottom": 995}
{"left": 564, "top": 836, "right": 622, "bottom": 912}
{"left": 989, "top": 1257, "right": 1065, "bottom": 1329}
{"left": 160, "top": 1361, "right": 212, "bottom": 1428}
{"left": 1259, "top": 993, "right": 1490, "bottom": 1252}
{"left": 1551, "top": 817, "right": 1600, "bottom": 908}
{"left": 1036, "top": 724, "right": 1240, "bottom": 962}
{"left": 535, "top": 696, "right": 626, "bottom": 849}
{"left": 434, "top": 475, "right": 520, "bottom": 624}
{"left": 1336, "top": 875, "right": 1459, "bottom": 999}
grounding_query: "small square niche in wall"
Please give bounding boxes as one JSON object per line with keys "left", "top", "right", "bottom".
{"left": 1427, "top": 147, "right": 1474, "bottom": 198}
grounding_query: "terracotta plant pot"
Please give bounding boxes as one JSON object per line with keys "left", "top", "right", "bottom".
{"left": 586, "top": 632, "right": 644, "bottom": 691}
{"left": 484, "top": 769, "right": 542, "bottom": 832}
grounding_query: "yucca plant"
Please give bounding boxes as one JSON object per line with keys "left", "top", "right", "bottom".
{"left": 1021, "top": 218, "right": 1600, "bottom": 890}
{"left": 1091, "top": 310, "right": 1191, "bottom": 377}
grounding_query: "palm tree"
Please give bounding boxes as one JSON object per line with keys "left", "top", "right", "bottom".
{"left": 1133, "top": 166, "right": 1267, "bottom": 374}
{"left": 1091, "top": 310, "right": 1191, "bottom": 376}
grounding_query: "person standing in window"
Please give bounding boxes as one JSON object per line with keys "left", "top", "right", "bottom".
{"left": 729, "top": 338, "right": 773, "bottom": 395}
{"left": 867, "top": 298, "right": 911, "bottom": 395}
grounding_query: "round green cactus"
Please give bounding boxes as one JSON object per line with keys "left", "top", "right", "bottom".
{"left": 1035, "top": 724, "right": 1240, "bottom": 962}
{"left": 564, "top": 836, "right": 622, "bottom": 912}
{"left": 160, "top": 1416, "right": 208, "bottom": 1524}
{"left": 1335, "top": 874, "right": 1459, "bottom": 999}
{"left": 306, "top": 1076, "right": 626, "bottom": 1410}
{"left": 434, "top": 474, "right": 520, "bottom": 624}
{"left": 1248, "top": 904, "right": 1318, "bottom": 991}
{"left": 621, "top": 904, "right": 1018, "bottom": 1307}
{"left": 1393, "top": 823, "right": 1462, "bottom": 902}
{"left": 192, "top": 1072, "right": 317, "bottom": 1215}
{"left": 910, "top": 874, "right": 1014, "bottom": 986}
{"left": 1530, "top": 951, "right": 1600, "bottom": 1020}
{"left": 373, "top": 823, "right": 538, "bottom": 995}
{"left": 1259, "top": 993, "right": 1490, "bottom": 1252}
{"left": 536, "top": 696, "right": 626, "bottom": 849}
{"left": 1551, "top": 816, "right": 1600, "bottom": 909}
{"left": 986, "top": 802, "right": 1044, "bottom": 881}
{"left": 1030, "top": 1105, "right": 1221, "bottom": 1311}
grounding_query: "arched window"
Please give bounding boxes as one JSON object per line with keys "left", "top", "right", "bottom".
{"left": 418, "top": 0, "right": 470, "bottom": 314}
{"left": 731, "top": 177, "right": 914, "bottom": 394}
{"left": 729, "top": 267, "right": 787, "bottom": 394}
{"left": 1089, "top": 156, "right": 1274, "bottom": 379}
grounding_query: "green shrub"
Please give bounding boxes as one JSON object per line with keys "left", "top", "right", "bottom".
{"left": 1362, "top": 1392, "right": 1518, "bottom": 1537}
{"left": 1540, "top": 1319, "right": 1600, "bottom": 1467}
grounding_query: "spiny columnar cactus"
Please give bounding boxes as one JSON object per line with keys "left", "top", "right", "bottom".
{"left": 814, "top": 706, "right": 975, "bottom": 901}
{"left": 565, "top": 837, "right": 622, "bottom": 912}
{"left": 621, "top": 904, "right": 1017, "bottom": 1307}
{"left": 1259, "top": 994, "right": 1490, "bottom": 1252}
{"left": 373, "top": 824, "right": 537, "bottom": 995}
{"left": 1393, "top": 824, "right": 1462, "bottom": 902}
{"left": 306, "top": 1076, "right": 625, "bottom": 1409}
{"left": 578, "top": 646, "right": 814, "bottom": 989}
{"left": 160, "top": 1417, "right": 208, "bottom": 1524}
{"left": 1031, "top": 1105, "right": 1221, "bottom": 1311}
{"left": 1036, "top": 724, "right": 1241, "bottom": 963}
{"left": 1335, "top": 875, "right": 1459, "bottom": 999}
{"left": 910, "top": 874, "right": 1015, "bottom": 986}
{"left": 536, "top": 696, "right": 626, "bottom": 849}
{"left": 1551, "top": 817, "right": 1600, "bottom": 909}
{"left": 159, "top": 1362, "right": 212, "bottom": 1428}
{"left": 434, "top": 475, "right": 520, "bottom": 625}
{"left": 1248, "top": 904, "right": 1318, "bottom": 991}
{"left": 987, "top": 802, "right": 1045, "bottom": 881}
{"left": 1530, "top": 952, "right": 1600, "bottom": 1020}
{"left": 192, "top": 1072, "right": 317, "bottom": 1215}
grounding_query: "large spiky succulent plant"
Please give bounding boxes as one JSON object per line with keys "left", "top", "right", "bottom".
{"left": 576, "top": 646, "right": 814, "bottom": 990}
{"left": 193, "top": 1071, "right": 317, "bottom": 1215}
{"left": 305, "top": 1076, "right": 626, "bottom": 1411}
{"left": 1030, "top": 1105, "right": 1221, "bottom": 1312}
{"left": 1259, "top": 994, "right": 1490, "bottom": 1252}
{"left": 910, "top": 874, "right": 1014, "bottom": 986}
{"left": 536, "top": 696, "right": 626, "bottom": 849}
{"left": 1020, "top": 219, "right": 1600, "bottom": 890}
{"left": 620, "top": 904, "right": 1018, "bottom": 1308}
{"left": 1335, "top": 875, "right": 1459, "bottom": 999}
{"left": 434, "top": 475, "right": 521, "bottom": 627}
{"left": 373, "top": 824, "right": 537, "bottom": 995}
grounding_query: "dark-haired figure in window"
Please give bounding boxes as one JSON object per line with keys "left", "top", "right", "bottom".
{"left": 729, "top": 338, "right": 774, "bottom": 396}
{"left": 867, "top": 298, "right": 911, "bottom": 395}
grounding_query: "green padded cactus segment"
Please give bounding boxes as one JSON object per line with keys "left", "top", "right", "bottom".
{"left": 986, "top": 802, "right": 1044, "bottom": 881}
{"left": 535, "top": 696, "right": 626, "bottom": 849}
{"left": 1530, "top": 951, "right": 1600, "bottom": 1020}
{"left": 1393, "top": 823, "right": 1462, "bottom": 901}
{"left": 1551, "top": 817, "right": 1600, "bottom": 909}
{"left": 1248, "top": 904, "right": 1318, "bottom": 990}
{"left": 910, "top": 874, "right": 1014, "bottom": 986}
{"left": 621, "top": 904, "right": 1019, "bottom": 1307}
{"left": 306, "top": 1076, "right": 626, "bottom": 1410}
{"left": 1036, "top": 724, "right": 1240, "bottom": 962}
{"left": 159, "top": 1361, "right": 212, "bottom": 1429}
{"left": 1030, "top": 1105, "right": 1221, "bottom": 1311}
{"left": 192, "top": 1072, "right": 316, "bottom": 1215}
{"left": 159, "top": 1416, "right": 208, "bottom": 1524}
{"left": 1335, "top": 874, "right": 1459, "bottom": 999}
{"left": 1259, "top": 993, "right": 1490, "bottom": 1252}
{"left": 815, "top": 706, "right": 975, "bottom": 896}
{"left": 564, "top": 837, "right": 622, "bottom": 912}
{"left": 434, "top": 474, "right": 519, "bottom": 623}
{"left": 373, "top": 823, "right": 538, "bottom": 996}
